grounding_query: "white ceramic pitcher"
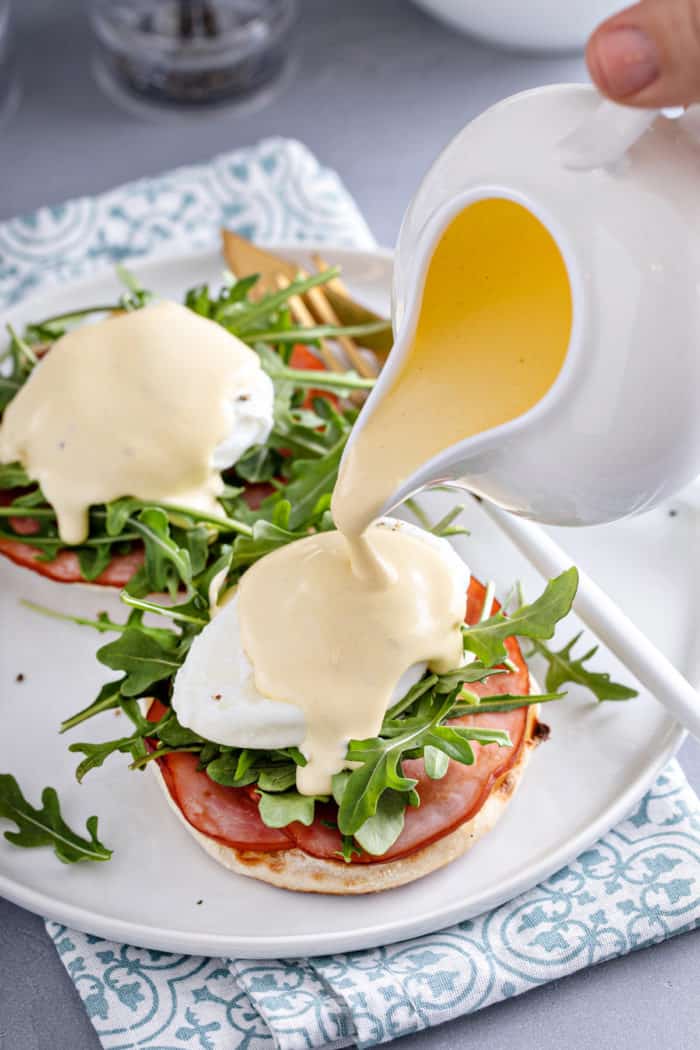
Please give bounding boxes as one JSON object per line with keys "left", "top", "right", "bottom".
{"left": 350, "top": 83, "right": 700, "bottom": 527}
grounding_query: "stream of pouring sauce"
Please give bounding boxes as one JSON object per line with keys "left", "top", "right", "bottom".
{"left": 0, "top": 301, "right": 267, "bottom": 545}
{"left": 238, "top": 198, "right": 573, "bottom": 795}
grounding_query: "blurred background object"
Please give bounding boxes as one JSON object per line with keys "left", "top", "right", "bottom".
{"left": 90, "top": 0, "right": 296, "bottom": 112}
{"left": 0, "top": 0, "right": 590, "bottom": 240}
{"left": 411, "top": 0, "right": 628, "bottom": 53}
{"left": 0, "top": 0, "right": 20, "bottom": 129}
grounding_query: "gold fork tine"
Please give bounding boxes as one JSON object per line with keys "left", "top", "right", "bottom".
{"left": 305, "top": 283, "right": 377, "bottom": 378}
{"left": 275, "top": 275, "right": 345, "bottom": 373}
{"left": 311, "top": 254, "right": 352, "bottom": 297}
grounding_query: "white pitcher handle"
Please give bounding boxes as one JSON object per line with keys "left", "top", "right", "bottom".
{"left": 558, "top": 98, "right": 661, "bottom": 171}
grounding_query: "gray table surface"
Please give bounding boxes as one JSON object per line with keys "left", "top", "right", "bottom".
{"left": 1, "top": 1, "right": 699, "bottom": 1048}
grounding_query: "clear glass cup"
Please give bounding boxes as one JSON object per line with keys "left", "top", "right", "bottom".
{"left": 0, "top": 0, "right": 20, "bottom": 130}
{"left": 90, "top": 0, "right": 296, "bottom": 113}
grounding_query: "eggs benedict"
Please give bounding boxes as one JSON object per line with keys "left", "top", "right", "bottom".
{"left": 0, "top": 301, "right": 274, "bottom": 546}
{"left": 144, "top": 547, "right": 555, "bottom": 893}
{"left": 0, "top": 261, "right": 381, "bottom": 591}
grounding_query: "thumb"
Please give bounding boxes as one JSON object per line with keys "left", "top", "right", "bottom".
{"left": 586, "top": 0, "right": 700, "bottom": 107}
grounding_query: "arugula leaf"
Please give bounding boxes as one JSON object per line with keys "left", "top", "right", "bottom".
{"left": 338, "top": 836, "right": 364, "bottom": 863}
{"left": 337, "top": 695, "right": 454, "bottom": 836}
{"left": 449, "top": 692, "right": 565, "bottom": 716}
{"left": 257, "top": 790, "right": 316, "bottom": 827}
{"left": 0, "top": 462, "right": 31, "bottom": 488}
{"left": 255, "top": 322, "right": 389, "bottom": 346}
{"left": 176, "top": 523, "right": 210, "bottom": 578}
{"left": 231, "top": 520, "right": 306, "bottom": 569}
{"left": 21, "top": 601, "right": 126, "bottom": 635}
{"left": 121, "top": 591, "right": 209, "bottom": 627}
{"left": 68, "top": 735, "right": 143, "bottom": 783}
{"left": 353, "top": 788, "right": 406, "bottom": 856}
{"left": 76, "top": 544, "right": 112, "bottom": 581}
{"left": 462, "top": 568, "right": 578, "bottom": 667}
{"left": 405, "top": 498, "right": 469, "bottom": 538}
{"left": 423, "top": 745, "right": 449, "bottom": 780}
{"left": 283, "top": 440, "right": 345, "bottom": 530}
{"left": 6, "top": 323, "right": 38, "bottom": 366}
{"left": 229, "top": 269, "right": 341, "bottom": 336}
{"left": 333, "top": 773, "right": 408, "bottom": 856}
{"left": 129, "top": 507, "right": 193, "bottom": 596}
{"left": 9, "top": 487, "right": 46, "bottom": 508}
{"left": 105, "top": 497, "right": 141, "bottom": 536}
{"left": 0, "top": 376, "right": 21, "bottom": 411}
{"left": 430, "top": 724, "right": 511, "bottom": 760}
{"left": 97, "top": 629, "right": 183, "bottom": 696}
{"left": 258, "top": 350, "right": 375, "bottom": 392}
{"left": 0, "top": 774, "right": 112, "bottom": 863}
{"left": 155, "top": 719, "right": 204, "bottom": 748}
{"left": 60, "top": 679, "right": 124, "bottom": 733}
{"left": 235, "top": 443, "right": 281, "bottom": 483}
{"left": 256, "top": 764, "right": 298, "bottom": 792}
{"left": 424, "top": 725, "right": 476, "bottom": 764}
{"left": 528, "top": 633, "right": 638, "bottom": 702}
{"left": 185, "top": 274, "right": 260, "bottom": 321}
{"left": 431, "top": 662, "right": 509, "bottom": 694}
{"left": 204, "top": 752, "right": 258, "bottom": 788}
{"left": 116, "top": 265, "right": 152, "bottom": 312}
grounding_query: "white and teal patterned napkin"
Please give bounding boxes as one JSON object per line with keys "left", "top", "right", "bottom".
{"left": 2, "top": 139, "right": 699, "bottom": 1050}
{"left": 45, "top": 764, "right": 699, "bottom": 1049}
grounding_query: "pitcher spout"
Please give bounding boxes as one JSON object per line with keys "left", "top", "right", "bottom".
{"left": 336, "top": 182, "right": 585, "bottom": 530}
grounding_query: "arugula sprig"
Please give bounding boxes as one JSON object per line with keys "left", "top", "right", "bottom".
{"left": 404, "top": 497, "right": 470, "bottom": 539}
{"left": 526, "top": 633, "right": 638, "bottom": 702}
{"left": 461, "top": 568, "right": 579, "bottom": 665}
{"left": 503, "top": 579, "right": 638, "bottom": 703}
{"left": 0, "top": 774, "right": 112, "bottom": 863}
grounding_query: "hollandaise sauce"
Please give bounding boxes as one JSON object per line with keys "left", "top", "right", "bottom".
{"left": 0, "top": 301, "right": 268, "bottom": 545}
{"left": 237, "top": 522, "right": 468, "bottom": 796}
{"left": 332, "top": 197, "right": 573, "bottom": 542}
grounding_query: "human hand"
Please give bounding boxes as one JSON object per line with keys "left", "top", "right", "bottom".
{"left": 586, "top": 0, "right": 700, "bottom": 107}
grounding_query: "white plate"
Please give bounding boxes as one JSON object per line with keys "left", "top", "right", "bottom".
{"left": 0, "top": 246, "right": 689, "bottom": 958}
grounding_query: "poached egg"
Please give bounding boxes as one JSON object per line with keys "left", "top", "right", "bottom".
{"left": 172, "top": 520, "right": 470, "bottom": 761}
{"left": 0, "top": 301, "right": 274, "bottom": 544}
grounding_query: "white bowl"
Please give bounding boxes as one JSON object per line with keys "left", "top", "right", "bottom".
{"left": 411, "top": 0, "right": 627, "bottom": 53}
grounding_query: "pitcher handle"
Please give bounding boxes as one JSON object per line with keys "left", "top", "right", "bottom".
{"left": 558, "top": 97, "right": 661, "bottom": 170}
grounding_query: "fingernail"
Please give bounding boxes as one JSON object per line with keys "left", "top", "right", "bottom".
{"left": 592, "top": 27, "right": 660, "bottom": 97}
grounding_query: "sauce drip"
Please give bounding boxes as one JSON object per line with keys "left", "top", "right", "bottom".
{"left": 237, "top": 523, "right": 468, "bottom": 795}
{"left": 0, "top": 301, "right": 266, "bottom": 544}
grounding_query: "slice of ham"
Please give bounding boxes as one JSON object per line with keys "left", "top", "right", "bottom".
{"left": 148, "top": 700, "right": 293, "bottom": 851}
{"left": 287, "top": 707, "right": 527, "bottom": 863}
{"left": 0, "top": 488, "right": 146, "bottom": 585}
{"left": 0, "top": 536, "right": 146, "bottom": 587}
{"left": 154, "top": 576, "right": 533, "bottom": 861}
{"left": 159, "top": 750, "right": 294, "bottom": 850}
